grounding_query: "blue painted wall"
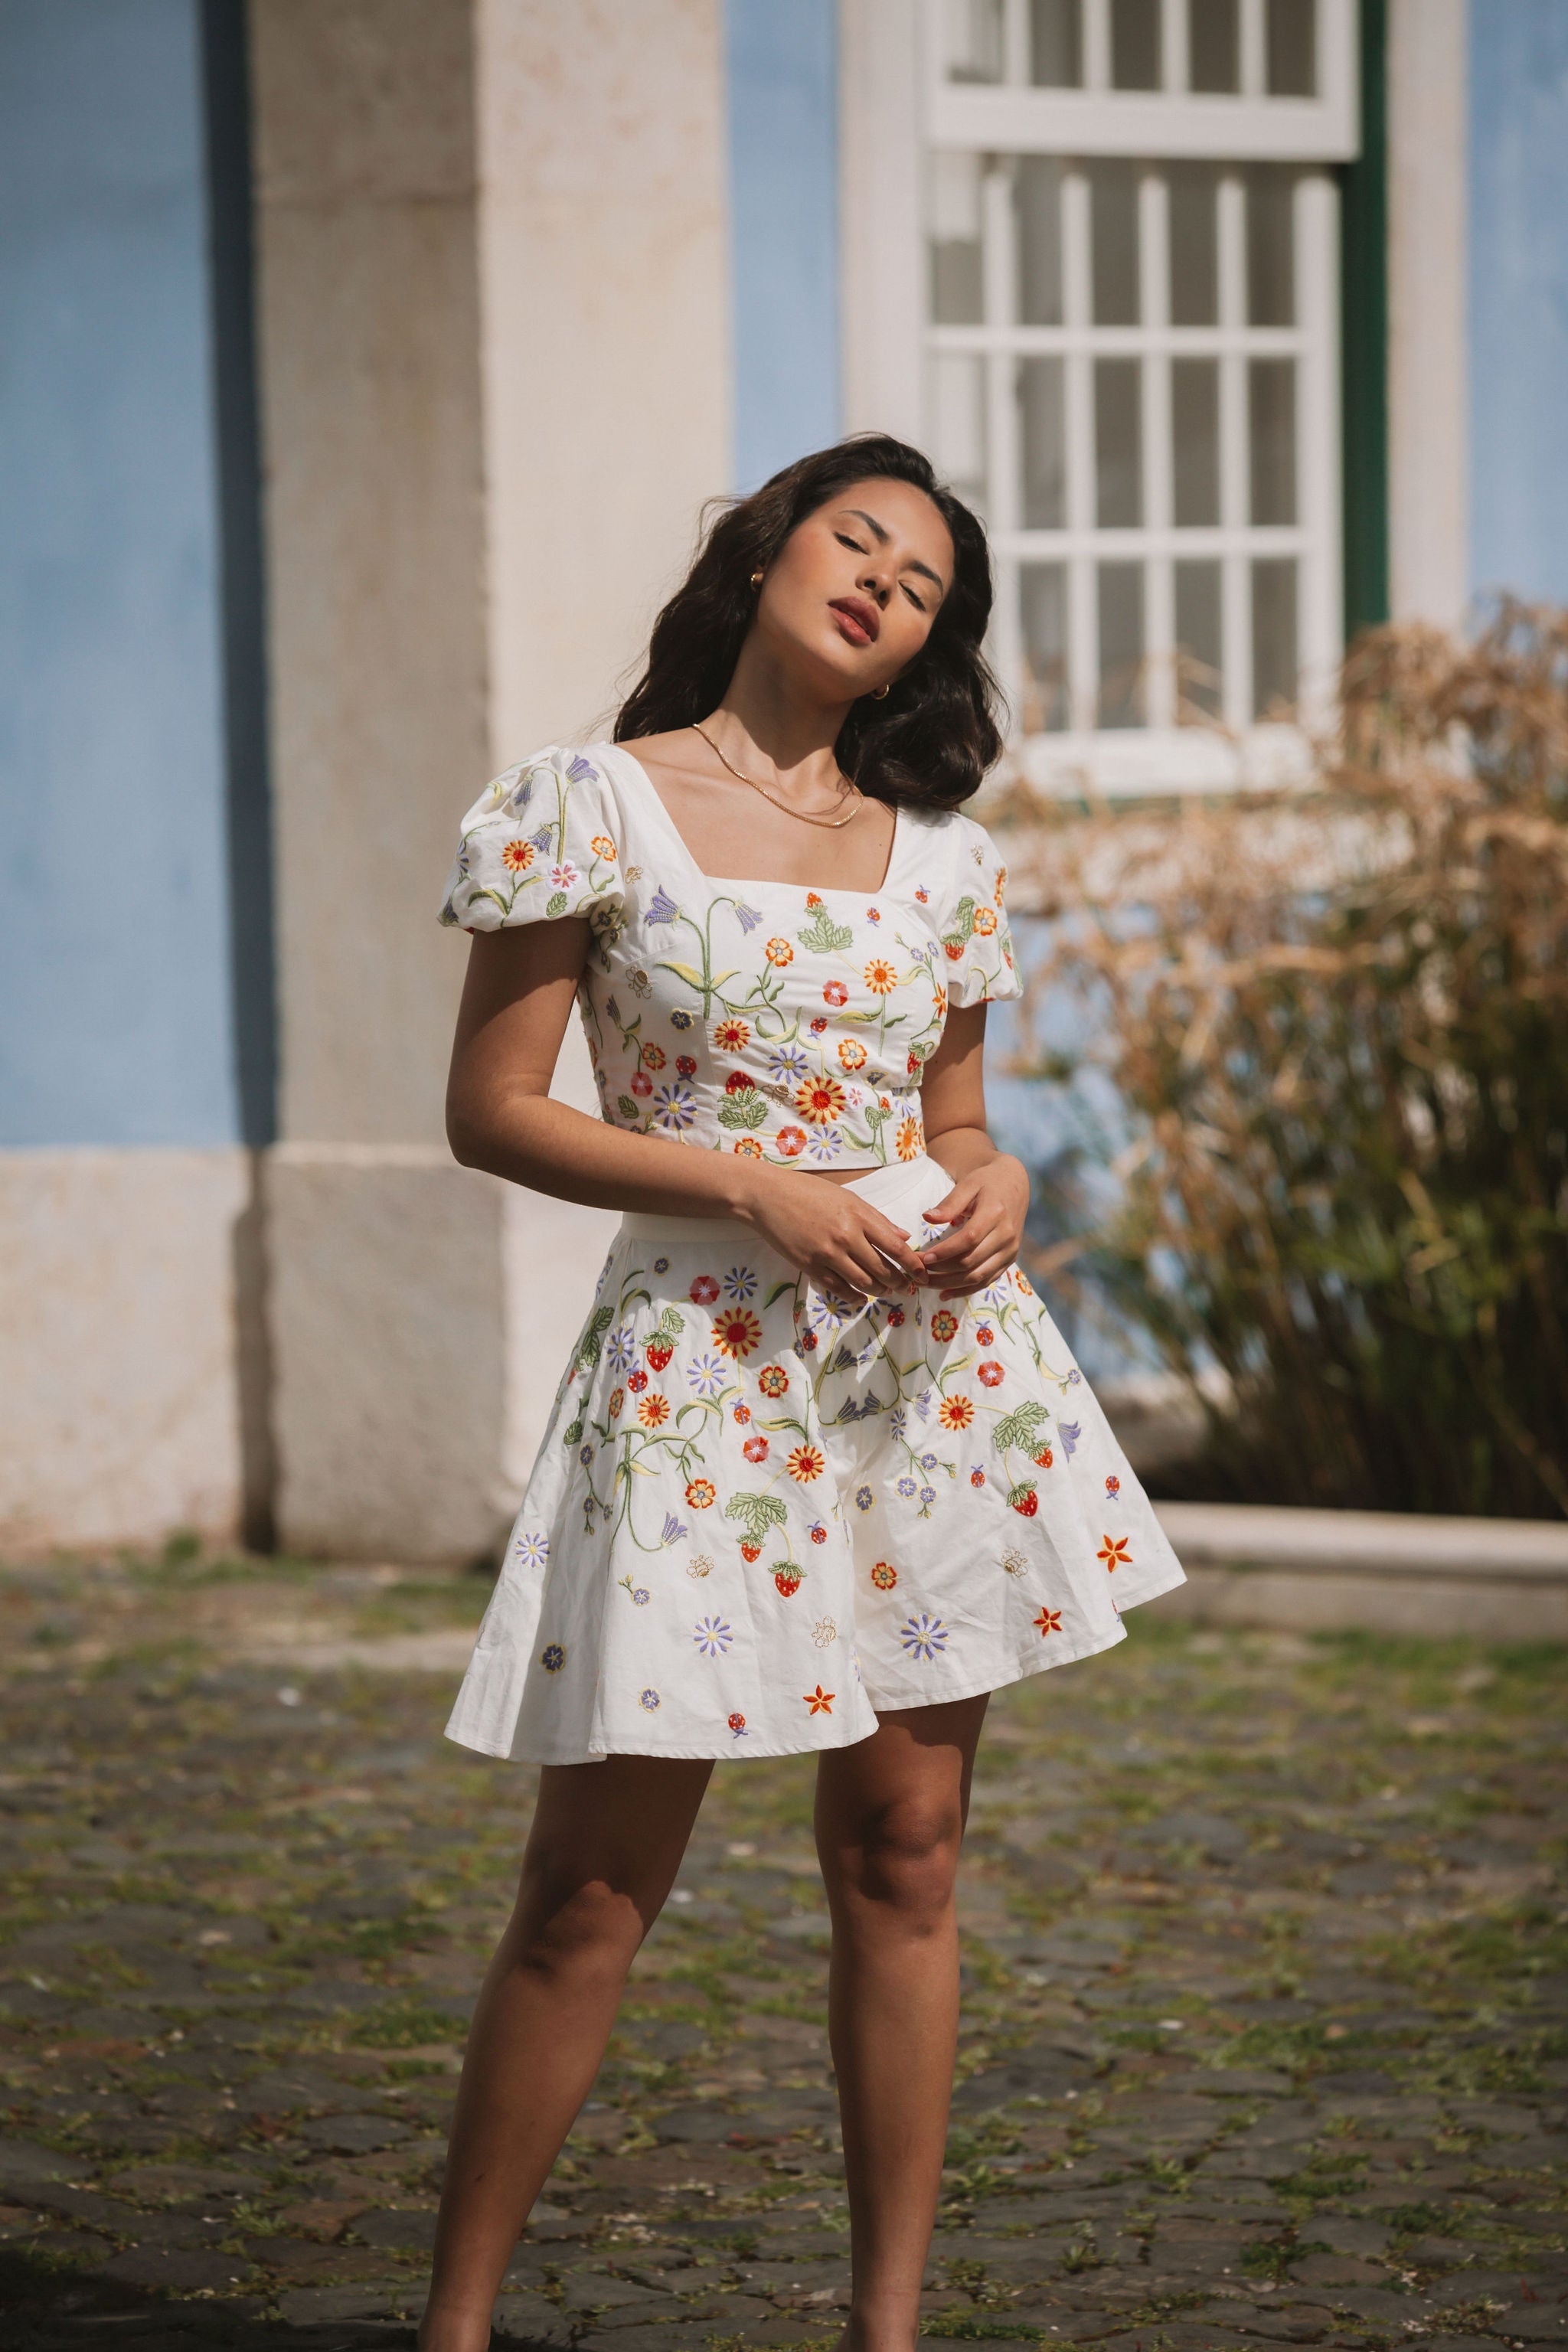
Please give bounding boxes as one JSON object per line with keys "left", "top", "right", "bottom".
{"left": 0, "top": 0, "right": 240, "bottom": 1147}
{"left": 1468, "top": 0, "right": 1568, "bottom": 605}
{"left": 724, "top": 0, "right": 841, "bottom": 491}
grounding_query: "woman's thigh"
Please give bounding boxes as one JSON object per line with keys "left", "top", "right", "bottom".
{"left": 509, "top": 1755, "right": 714, "bottom": 1943}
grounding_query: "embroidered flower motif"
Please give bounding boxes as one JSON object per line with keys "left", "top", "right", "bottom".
{"left": 803, "top": 1684, "right": 835, "bottom": 1716}
{"left": 514, "top": 1531, "right": 550, "bottom": 1569}
{"left": 795, "top": 1075, "right": 846, "bottom": 1125}
{"left": 685, "top": 1478, "right": 717, "bottom": 1511}
{"left": 550, "top": 862, "right": 580, "bottom": 890}
{"left": 669, "top": 1007, "right": 694, "bottom": 1030}
{"left": 838, "top": 1037, "right": 868, "bottom": 1071}
{"left": 1098, "top": 1535, "right": 1131, "bottom": 1571}
{"left": 540, "top": 1642, "right": 566, "bottom": 1673}
{"left": 642, "top": 1044, "right": 667, "bottom": 1071}
{"left": 690, "top": 1274, "right": 720, "bottom": 1305}
{"left": 712, "top": 1306, "right": 763, "bottom": 1360}
{"left": 652, "top": 1082, "right": 697, "bottom": 1131}
{"left": 978, "top": 1361, "right": 1005, "bottom": 1387}
{"left": 974, "top": 904, "right": 998, "bottom": 936}
{"left": 693, "top": 1615, "right": 733, "bottom": 1657}
{"left": 864, "top": 956, "right": 898, "bottom": 995}
{"left": 822, "top": 979, "right": 849, "bottom": 1007}
{"left": 684, "top": 1351, "right": 727, "bottom": 1398}
{"left": 1034, "top": 1607, "right": 1063, "bottom": 1635}
{"left": 607, "top": 1387, "right": 624, "bottom": 1419}
{"left": 767, "top": 1041, "right": 809, "bottom": 1080}
{"left": 804, "top": 1129, "right": 842, "bottom": 1165}
{"left": 653, "top": 1256, "right": 670, "bottom": 1274}
{"left": 629, "top": 1072, "right": 652, "bottom": 1098}
{"left": 776, "top": 1126, "right": 807, "bottom": 1158}
{"left": 501, "top": 838, "right": 534, "bottom": 873}
{"left": 590, "top": 833, "right": 617, "bottom": 860}
{"left": 899, "top": 1612, "right": 949, "bottom": 1661}
{"left": 645, "top": 888, "right": 679, "bottom": 924}
{"left": 757, "top": 1363, "right": 789, "bottom": 1397}
{"left": 733, "top": 1135, "right": 764, "bottom": 1158}
{"left": 743, "top": 1433, "right": 769, "bottom": 1464}
{"left": 619, "top": 1578, "right": 651, "bottom": 1606}
{"left": 870, "top": 1561, "right": 897, "bottom": 1590}
{"left": 787, "top": 1445, "right": 825, "bottom": 1484}
{"left": 855, "top": 1484, "right": 874, "bottom": 1511}
{"left": 897, "top": 1475, "right": 916, "bottom": 1498}
{"left": 896, "top": 1116, "right": 923, "bottom": 1161}
{"left": 639, "top": 1687, "right": 661, "bottom": 1710}
{"left": 734, "top": 901, "right": 764, "bottom": 933}
{"left": 938, "top": 1395, "right": 975, "bottom": 1430}
{"left": 764, "top": 936, "right": 794, "bottom": 967}
{"left": 637, "top": 1393, "right": 669, "bottom": 1427}
{"left": 723, "top": 1266, "right": 756, "bottom": 1300}
{"left": 1058, "top": 1421, "right": 1081, "bottom": 1456}
{"left": 714, "top": 1017, "right": 750, "bottom": 1051}
{"left": 930, "top": 1308, "right": 959, "bottom": 1344}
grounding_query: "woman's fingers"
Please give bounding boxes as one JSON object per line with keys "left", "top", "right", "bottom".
{"left": 858, "top": 1208, "right": 926, "bottom": 1287}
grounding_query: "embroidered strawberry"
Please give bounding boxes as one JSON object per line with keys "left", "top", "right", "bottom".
{"left": 1033, "top": 1446, "right": 1054, "bottom": 1469}
{"left": 774, "top": 1565, "right": 803, "bottom": 1597}
{"left": 739, "top": 1540, "right": 761, "bottom": 1563}
{"left": 1010, "top": 1482, "right": 1039, "bottom": 1517}
{"left": 645, "top": 1339, "right": 675, "bottom": 1370}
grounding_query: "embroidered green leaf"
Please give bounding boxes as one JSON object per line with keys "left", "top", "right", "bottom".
{"left": 655, "top": 959, "right": 708, "bottom": 991}
{"left": 992, "top": 1401, "right": 1049, "bottom": 1452}
{"left": 571, "top": 1304, "right": 614, "bottom": 1377}
{"left": 724, "top": 1490, "right": 789, "bottom": 1543}
{"left": 864, "top": 1099, "right": 891, "bottom": 1128}
{"left": 797, "top": 910, "right": 854, "bottom": 956}
{"left": 546, "top": 890, "right": 569, "bottom": 917}
{"left": 562, "top": 1418, "right": 583, "bottom": 1448}
{"left": 616, "top": 1095, "right": 638, "bottom": 1119}
{"left": 652, "top": 1305, "right": 684, "bottom": 1343}
{"left": 717, "top": 1089, "right": 768, "bottom": 1130}
{"left": 472, "top": 887, "right": 512, "bottom": 916}
{"left": 942, "top": 895, "right": 978, "bottom": 952}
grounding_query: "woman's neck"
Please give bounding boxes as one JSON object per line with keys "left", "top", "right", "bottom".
{"left": 707, "top": 639, "right": 854, "bottom": 794}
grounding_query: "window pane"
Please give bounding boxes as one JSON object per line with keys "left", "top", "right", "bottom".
{"left": 1031, "top": 0, "right": 1082, "bottom": 85}
{"left": 1016, "top": 157, "right": 1063, "bottom": 326}
{"left": 1021, "top": 564, "right": 1070, "bottom": 731}
{"left": 1249, "top": 358, "right": 1295, "bottom": 524}
{"left": 1110, "top": 0, "right": 1161, "bottom": 88}
{"left": 1095, "top": 359, "right": 1142, "bottom": 526}
{"left": 929, "top": 152, "right": 985, "bottom": 325}
{"left": 1090, "top": 162, "right": 1140, "bottom": 325}
{"left": 929, "top": 354, "right": 988, "bottom": 511}
{"left": 1188, "top": 0, "right": 1240, "bottom": 92}
{"left": 1168, "top": 165, "right": 1219, "bottom": 325}
{"left": 1252, "top": 558, "right": 1298, "bottom": 717}
{"left": 1266, "top": 0, "right": 1316, "bottom": 96}
{"left": 1246, "top": 166, "right": 1295, "bottom": 325}
{"left": 1175, "top": 560, "right": 1223, "bottom": 720}
{"left": 1099, "top": 563, "right": 1145, "bottom": 728}
{"left": 1171, "top": 359, "right": 1219, "bottom": 526}
{"left": 1019, "top": 359, "right": 1067, "bottom": 528}
{"left": 945, "top": 0, "right": 1004, "bottom": 82}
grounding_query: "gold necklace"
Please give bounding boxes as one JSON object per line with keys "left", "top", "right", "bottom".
{"left": 690, "top": 722, "right": 864, "bottom": 830}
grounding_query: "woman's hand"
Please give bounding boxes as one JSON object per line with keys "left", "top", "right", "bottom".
{"left": 916, "top": 1155, "right": 1030, "bottom": 1295}
{"left": 740, "top": 1171, "right": 927, "bottom": 1299}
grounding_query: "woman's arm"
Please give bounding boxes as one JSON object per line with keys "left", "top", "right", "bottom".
{"left": 914, "top": 1002, "right": 1031, "bottom": 1293}
{"left": 446, "top": 925, "right": 927, "bottom": 1295}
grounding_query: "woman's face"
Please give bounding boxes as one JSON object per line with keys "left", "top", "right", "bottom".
{"left": 753, "top": 477, "right": 954, "bottom": 702}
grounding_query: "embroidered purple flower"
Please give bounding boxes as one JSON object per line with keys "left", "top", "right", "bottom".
{"left": 899, "top": 1612, "right": 949, "bottom": 1661}
{"left": 505, "top": 776, "right": 534, "bottom": 815}
{"left": 514, "top": 1530, "right": 550, "bottom": 1569}
{"left": 669, "top": 1007, "right": 694, "bottom": 1030}
{"left": 639, "top": 1687, "right": 661, "bottom": 1710}
{"left": 539, "top": 1642, "right": 565, "bottom": 1672}
{"left": 1059, "top": 1421, "right": 1081, "bottom": 1457}
{"left": 734, "top": 902, "right": 764, "bottom": 933}
{"left": 693, "top": 1615, "right": 733, "bottom": 1658}
{"left": 652, "top": 1082, "right": 697, "bottom": 1132}
{"left": 662, "top": 1512, "right": 688, "bottom": 1544}
{"left": 529, "top": 823, "right": 554, "bottom": 850}
{"left": 646, "top": 887, "right": 679, "bottom": 925}
{"left": 722, "top": 1265, "right": 756, "bottom": 1301}
{"left": 566, "top": 753, "right": 599, "bottom": 784}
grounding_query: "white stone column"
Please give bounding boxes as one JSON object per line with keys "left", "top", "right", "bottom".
{"left": 251, "top": 1, "right": 730, "bottom": 1560}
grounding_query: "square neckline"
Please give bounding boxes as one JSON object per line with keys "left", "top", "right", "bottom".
{"left": 598, "top": 740, "right": 907, "bottom": 903}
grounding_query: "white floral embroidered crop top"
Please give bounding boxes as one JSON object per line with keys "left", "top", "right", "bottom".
{"left": 439, "top": 742, "right": 1021, "bottom": 1171}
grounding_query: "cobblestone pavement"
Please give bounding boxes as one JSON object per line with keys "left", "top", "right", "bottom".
{"left": 2, "top": 1550, "right": 1566, "bottom": 2352}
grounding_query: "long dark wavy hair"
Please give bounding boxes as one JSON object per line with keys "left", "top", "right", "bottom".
{"left": 615, "top": 435, "right": 1004, "bottom": 813}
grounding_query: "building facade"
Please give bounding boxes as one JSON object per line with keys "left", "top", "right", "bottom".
{"left": 2, "top": 0, "right": 1565, "bottom": 1558}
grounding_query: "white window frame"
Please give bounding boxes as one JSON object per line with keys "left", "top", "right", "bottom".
{"left": 840, "top": 0, "right": 1358, "bottom": 799}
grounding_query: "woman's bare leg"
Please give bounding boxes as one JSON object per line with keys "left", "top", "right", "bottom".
{"left": 418, "top": 1753, "right": 713, "bottom": 2352}
{"left": 815, "top": 1694, "right": 990, "bottom": 2352}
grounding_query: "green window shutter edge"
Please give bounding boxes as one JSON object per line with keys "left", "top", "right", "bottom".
{"left": 1340, "top": 0, "right": 1390, "bottom": 639}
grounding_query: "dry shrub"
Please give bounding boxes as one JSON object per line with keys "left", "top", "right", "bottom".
{"left": 998, "top": 606, "right": 1568, "bottom": 1517}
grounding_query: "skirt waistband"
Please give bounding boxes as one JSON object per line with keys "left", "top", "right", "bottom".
{"left": 618, "top": 1153, "right": 948, "bottom": 1248}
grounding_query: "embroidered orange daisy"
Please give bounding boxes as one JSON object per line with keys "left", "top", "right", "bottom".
{"left": 714, "top": 1017, "right": 750, "bottom": 1051}
{"left": 870, "top": 1560, "right": 897, "bottom": 1591}
{"left": 838, "top": 1037, "right": 868, "bottom": 1071}
{"left": 590, "top": 833, "right": 617, "bottom": 860}
{"left": 636, "top": 1393, "right": 669, "bottom": 1428}
{"left": 930, "top": 1308, "right": 959, "bottom": 1343}
{"left": 786, "top": 1444, "right": 825, "bottom": 1483}
{"left": 501, "top": 838, "right": 534, "bottom": 873}
{"left": 864, "top": 956, "right": 898, "bottom": 995}
{"left": 803, "top": 1684, "right": 835, "bottom": 1716}
{"left": 685, "top": 1478, "right": 716, "bottom": 1510}
{"left": 757, "top": 1363, "right": 789, "bottom": 1397}
{"left": 1034, "top": 1607, "right": 1063, "bottom": 1635}
{"left": 1098, "top": 1535, "right": 1132, "bottom": 1571}
{"left": 711, "top": 1306, "right": 763, "bottom": 1360}
{"left": 794, "top": 1074, "right": 846, "bottom": 1125}
{"left": 973, "top": 904, "right": 998, "bottom": 936}
{"left": 896, "top": 1116, "right": 923, "bottom": 1161}
{"left": 938, "top": 1395, "right": 975, "bottom": 1430}
{"left": 764, "top": 936, "right": 794, "bottom": 967}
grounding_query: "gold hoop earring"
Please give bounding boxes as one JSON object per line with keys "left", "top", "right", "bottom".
{"left": 750, "top": 570, "right": 764, "bottom": 587}
{"left": 872, "top": 682, "right": 890, "bottom": 700}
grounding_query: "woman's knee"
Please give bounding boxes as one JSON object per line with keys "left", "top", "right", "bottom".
{"left": 830, "top": 1793, "right": 964, "bottom": 1923}
{"left": 504, "top": 1860, "right": 649, "bottom": 1988}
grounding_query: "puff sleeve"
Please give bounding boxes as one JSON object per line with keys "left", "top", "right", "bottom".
{"left": 939, "top": 813, "right": 1021, "bottom": 1007}
{"left": 439, "top": 745, "right": 626, "bottom": 936}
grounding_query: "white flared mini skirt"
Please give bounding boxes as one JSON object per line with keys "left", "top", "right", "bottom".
{"left": 446, "top": 1155, "right": 1186, "bottom": 1764}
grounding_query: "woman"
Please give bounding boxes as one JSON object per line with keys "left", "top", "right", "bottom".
{"left": 420, "top": 436, "right": 1184, "bottom": 2352}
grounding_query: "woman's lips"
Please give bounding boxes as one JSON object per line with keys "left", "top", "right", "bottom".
{"left": 829, "top": 598, "right": 879, "bottom": 646}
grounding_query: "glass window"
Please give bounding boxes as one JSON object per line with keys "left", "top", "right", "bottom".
{"left": 1090, "top": 162, "right": 1140, "bottom": 327}
{"left": 1249, "top": 359, "right": 1296, "bottom": 525}
{"left": 1253, "top": 558, "right": 1298, "bottom": 717}
{"left": 1246, "top": 167, "right": 1296, "bottom": 327}
{"left": 1110, "top": 0, "right": 1161, "bottom": 90}
{"left": 1168, "top": 165, "right": 1219, "bottom": 326}
{"left": 1095, "top": 359, "right": 1142, "bottom": 528}
{"left": 1172, "top": 361, "right": 1220, "bottom": 528}
{"left": 1266, "top": 0, "right": 1317, "bottom": 98}
{"left": 1019, "top": 359, "right": 1067, "bottom": 529}
{"left": 1031, "top": 0, "right": 1081, "bottom": 87}
{"left": 1188, "top": 0, "right": 1240, "bottom": 94}
{"left": 1021, "top": 564, "right": 1070, "bottom": 732}
{"left": 1016, "top": 157, "right": 1064, "bottom": 327}
{"left": 1099, "top": 563, "right": 1145, "bottom": 728}
{"left": 929, "top": 353, "right": 988, "bottom": 514}
{"left": 1175, "top": 560, "right": 1223, "bottom": 720}
{"left": 929, "top": 151, "right": 985, "bottom": 325}
{"left": 944, "top": 0, "right": 1004, "bottom": 83}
